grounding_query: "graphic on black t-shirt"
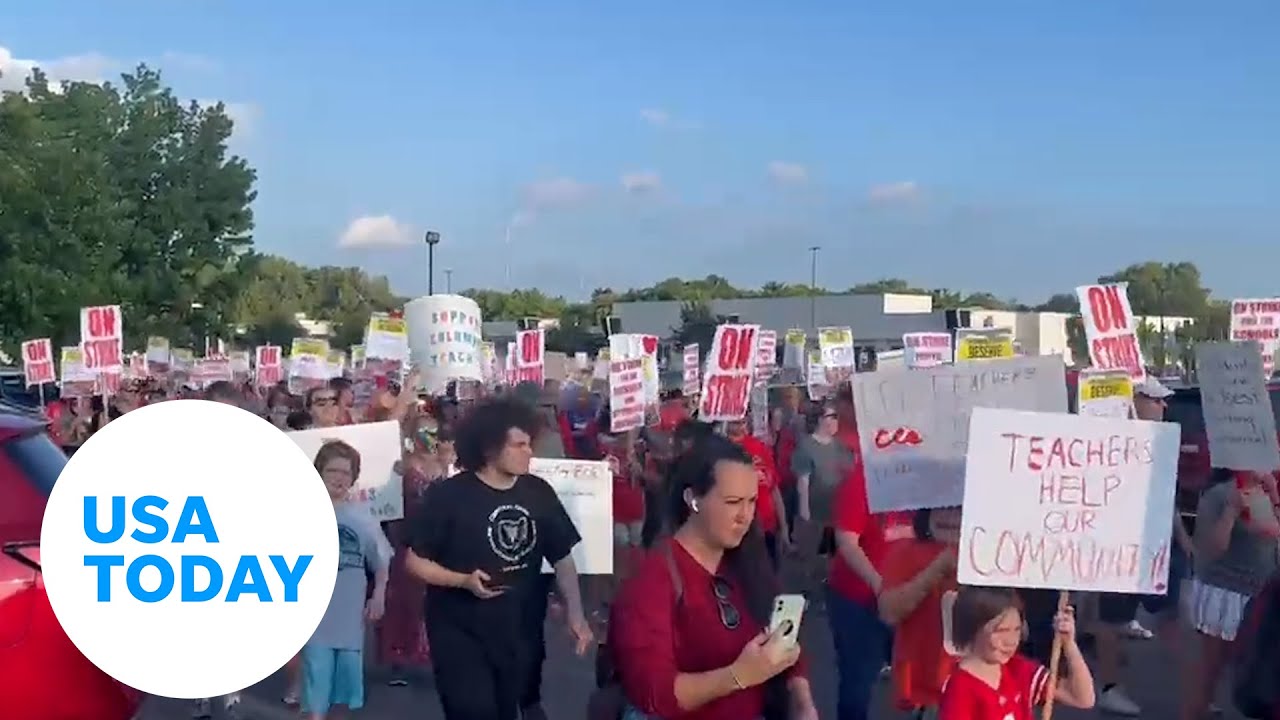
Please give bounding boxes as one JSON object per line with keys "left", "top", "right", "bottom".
{"left": 487, "top": 503, "right": 537, "bottom": 566}
{"left": 338, "top": 524, "right": 363, "bottom": 570}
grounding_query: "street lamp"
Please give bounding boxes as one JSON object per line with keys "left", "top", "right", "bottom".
{"left": 445, "top": 269, "right": 453, "bottom": 293}
{"left": 424, "top": 230, "right": 441, "bottom": 294}
{"left": 808, "top": 245, "right": 821, "bottom": 332}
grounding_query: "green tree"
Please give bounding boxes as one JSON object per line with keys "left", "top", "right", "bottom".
{"left": 0, "top": 64, "right": 256, "bottom": 353}
{"left": 671, "top": 300, "right": 727, "bottom": 353}
{"left": 1097, "top": 262, "right": 1210, "bottom": 316}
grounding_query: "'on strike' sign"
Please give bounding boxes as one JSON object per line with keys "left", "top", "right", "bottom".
{"left": 80, "top": 304, "right": 124, "bottom": 372}
{"left": 1075, "top": 283, "right": 1146, "bottom": 382}
{"left": 698, "top": 324, "right": 759, "bottom": 422}
{"left": 957, "top": 407, "right": 1180, "bottom": 594}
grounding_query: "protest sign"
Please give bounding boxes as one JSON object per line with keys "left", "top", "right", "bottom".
{"left": 510, "top": 329, "right": 545, "bottom": 385}
{"left": 682, "top": 344, "right": 700, "bottom": 396}
{"left": 818, "top": 326, "right": 854, "bottom": 385}
{"left": 904, "top": 332, "right": 954, "bottom": 368}
{"left": 1195, "top": 342, "right": 1280, "bottom": 472}
{"left": 1077, "top": 369, "right": 1134, "bottom": 418}
{"left": 699, "top": 324, "right": 760, "bottom": 421}
{"left": 145, "top": 336, "right": 171, "bottom": 373}
{"left": 80, "top": 304, "right": 123, "bottom": 372}
{"left": 364, "top": 312, "right": 410, "bottom": 362}
{"left": 59, "top": 347, "right": 97, "bottom": 398}
{"left": 1229, "top": 298, "right": 1280, "bottom": 378}
{"left": 288, "top": 421, "right": 404, "bottom": 521}
{"left": 608, "top": 357, "right": 645, "bottom": 432}
{"left": 404, "top": 294, "right": 483, "bottom": 392}
{"left": 955, "top": 328, "right": 1014, "bottom": 362}
{"left": 531, "top": 458, "right": 613, "bottom": 575}
{"left": 288, "top": 337, "right": 331, "bottom": 394}
{"left": 755, "top": 330, "right": 777, "bottom": 384}
{"left": 21, "top": 338, "right": 55, "bottom": 387}
{"left": 1077, "top": 283, "right": 1146, "bottom": 382}
{"left": 957, "top": 407, "right": 1180, "bottom": 594}
{"left": 255, "top": 345, "right": 283, "bottom": 387}
{"left": 852, "top": 355, "right": 1068, "bottom": 512}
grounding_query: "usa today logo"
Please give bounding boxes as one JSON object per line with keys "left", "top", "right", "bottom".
{"left": 41, "top": 400, "right": 340, "bottom": 699}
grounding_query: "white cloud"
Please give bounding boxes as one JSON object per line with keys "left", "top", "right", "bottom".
{"left": 768, "top": 161, "right": 809, "bottom": 186}
{"left": 338, "top": 215, "right": 415, "bottom": 248}
{"left": 621, "top": 170, "right": 662, "bottom": 195}
{"left": 640, "top": 108, "right": 671, "bottom": 127}
{"left": 523, "top": 176, "right": 591, "bottom": 210}
{"left": 868, "top": 181, "right": 921, "bottom": 203}
{"left": 0, "top": 45, "right": 117, "bottom": 93}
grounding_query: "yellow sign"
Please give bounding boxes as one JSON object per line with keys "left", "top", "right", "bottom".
{"left": 784, "top": 329, "right": 806, "bottom": 346}
{"left": 291, "top": 338, "right": 329, "bottom": 358}
{"left": 956, "top": 336, "right": 1014, "bottom": 361}
{"left": 62, "top": 348, "right": 84, "bottom": 364}
{"left": 369, "top": 316, "right": 406, "bottom": 335}
{"left": 819, "top": 328, "right": 852, "bottom": 346}
{"left": 1081, "top": 376, "right": 1133, "bottom": 401}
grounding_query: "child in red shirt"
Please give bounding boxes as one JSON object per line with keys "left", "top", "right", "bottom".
{"left": 938, "top": 587, "right": 1094, "bottom": 720}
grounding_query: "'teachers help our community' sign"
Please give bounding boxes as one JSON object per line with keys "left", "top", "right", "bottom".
{"left": 957, "top": 408, "right": 1180, "bottom": 594}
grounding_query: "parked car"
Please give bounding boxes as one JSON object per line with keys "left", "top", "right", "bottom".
{"left": 0, "top": 411, "right": 143, "bottom": 720}
{"left": 0, "top": 367, "right": 46, "bottom": 409}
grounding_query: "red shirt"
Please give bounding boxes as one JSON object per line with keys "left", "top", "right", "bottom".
{"left": 938, "top": 655, "right": 1049, "bottom": 720}
{"left": 733, "top": 434, "right": 780, "bottom": 534}
{"left": 836, "top": 414, "right": 915, "bottom": 544}
{"left": 608, "top": 452, "right": 646, "bottom": 525}
{"left": 775, "top": 423, "right": 799, "bottom": 487}
{"left": 827, "top": 460, "right": 887, "bottom": 607}
{"left": 609, "top": 539, "right": 807, "bottom": 720}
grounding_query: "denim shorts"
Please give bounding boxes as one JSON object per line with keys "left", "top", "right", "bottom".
{"left": 301, "top": 645, "right": 364, "bottom": 713}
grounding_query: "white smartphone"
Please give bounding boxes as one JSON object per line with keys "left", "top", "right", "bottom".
{"left": 768, "top": 594, "right": 807, "bottom": 647}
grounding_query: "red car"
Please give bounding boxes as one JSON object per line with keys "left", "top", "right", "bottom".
{"left": 0, "top": 407, "right": 143, "bottom": 720}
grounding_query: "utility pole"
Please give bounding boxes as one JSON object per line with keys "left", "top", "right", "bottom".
{"left": 808, "top": 245, "right": 821, "bottom": 333}
{"left": 424, "top": 230, "right": 441, "bottom": 294}
{"left": 445, "top": 269, "right": 453, "bottom": 293}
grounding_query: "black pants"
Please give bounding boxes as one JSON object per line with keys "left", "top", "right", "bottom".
{"left": 429, "top": 621, "right": 525, "bottom": 720}
{"left": 522, "top": 574, "right": 554, "bottom": 708}
{"left": 641, "top": 486, "right": 666, "bottom": 548}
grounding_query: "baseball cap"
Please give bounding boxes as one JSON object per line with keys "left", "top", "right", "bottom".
{"left": 1134, "top": 377, "right": 1174, "bottom": 400}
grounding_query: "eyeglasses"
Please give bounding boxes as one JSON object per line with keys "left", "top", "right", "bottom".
{"left": 711, "top": 576, "right": 741, "bottom": 630}
{"left": 311, "top": 396, "right": 337, "bottom": 407}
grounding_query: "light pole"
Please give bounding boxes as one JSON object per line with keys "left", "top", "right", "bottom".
{"left": 808, "top": 245, "right": 821, "bottom": 332}
{"left": 424, "top": 230, "right": 441, "bottom": 294}
{"left": 445, "top": 269, "right": 453, "bottom": 293}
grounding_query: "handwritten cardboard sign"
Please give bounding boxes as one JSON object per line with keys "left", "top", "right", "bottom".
{"left": 852, "top": 355, "right": 1069, "bottom": 512}
{"left": 288, "top": 421, "right": 404, "bottom": 521}
{"left": 1195, "top": 342, "right": 1280, "bottom": 472}
{"left": 80, "top": 304, "right": 123, "bottom": 372}
{"left": 699, "top": 324, "right": 760, "bottom": 422}
{"left": 957, "top": 407, "right": 1180, "bottom": 593}
{"left": 530, "top": 458, "right": 613, "bottom": 575}
{"left": 1076, "top": 283, "right": 1146, "bottom": 382}
{"left": 21, "top": 338, "right": 55, "bottom": 387}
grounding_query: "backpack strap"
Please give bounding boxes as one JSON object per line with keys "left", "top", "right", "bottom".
{"left": 662, "top": 541, "right": 684, "bottom": 604}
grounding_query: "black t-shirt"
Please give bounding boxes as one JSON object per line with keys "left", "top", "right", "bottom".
{"left": 410, "top": 471, "right": 580, "bottom": 636}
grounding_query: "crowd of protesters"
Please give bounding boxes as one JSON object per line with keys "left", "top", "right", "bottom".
{"left": 36, "top": 371, "right": 1280, "bottom": 720}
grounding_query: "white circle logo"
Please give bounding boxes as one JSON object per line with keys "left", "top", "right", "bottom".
{"left": 41, "top": 400, "right": 339, "bottom": 699}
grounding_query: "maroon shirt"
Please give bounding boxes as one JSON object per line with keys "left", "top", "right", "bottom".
{"left": 609, "top": 539, "right": 807, "bottom": 719}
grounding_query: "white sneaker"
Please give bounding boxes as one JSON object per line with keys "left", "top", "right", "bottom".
{"left": 1098, "top": 686, "right": 1142, "bottom": 716}
{"left": 222, "top": 694, "right": 243, "bottom": 719}
{"left": 1125, "top": 619, "right": 1154, "bottom": 639}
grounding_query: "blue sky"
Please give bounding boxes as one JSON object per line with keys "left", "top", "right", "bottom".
{"left": 2, "top": 1, "right": 1277, "bottom": 303}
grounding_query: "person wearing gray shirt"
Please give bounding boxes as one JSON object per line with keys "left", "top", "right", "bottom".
{"left": 1181, "top": 469, "right": 1280, "bottom": 720}
{"left": 790, "top": 404, "right": 853, "bottom": 527}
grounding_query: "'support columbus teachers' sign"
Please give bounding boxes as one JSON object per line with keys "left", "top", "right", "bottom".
{"left": 957, "top": 408, "right": 1180, "bottom": 594}
{"left": 852, "top": 355, "right": 1069, "bottom": 512}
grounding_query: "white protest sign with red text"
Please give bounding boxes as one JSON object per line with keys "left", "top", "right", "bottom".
{"left": 1076, "top": 283, "right": 1146, "bottom": 382}
{"left": 513, "top": 329, "right": 545, "bottom": 385}
{"left": 682, "top": 344, "right": 700, "bottom": 396}
{"left": 80, "top": 304, "right": 124, "bottom": 372}
{"left": 957, "top": 407, "right": 1180, "bottom": 594}
{"left": 754, "top": 330, "right": 777, "bottom": 384}
{"left": 903, "top": 332, "right": 954, "bottom": 368}
{"left": 1229, "top": 298, "right": 1280, "bottom": 378}
{"left": 256, "top": 345, "right": 284, "bottom": 387}
{"left": 698, "top": 324, "right": 759, "bottom": 422}
{"left": 608, "top": 358, "right": 645, "bottom": 432}
{"left": 22, "top": 338, "right": 55, "bottom": 387}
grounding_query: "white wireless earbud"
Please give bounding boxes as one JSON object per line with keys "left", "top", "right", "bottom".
{"left": 690, "top": 499, "right": 700, "bottom": 513}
